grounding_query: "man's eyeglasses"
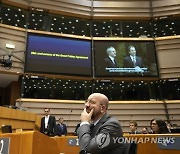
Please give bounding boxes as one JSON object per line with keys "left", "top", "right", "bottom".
{"left": 85, "top": 99, "right": 96, "bottom": 105}
{"left": 151, "top": 123, "right": 157, "bottom": 125}
{"left": 85, "top": 100, "right": 104, "bottom": 107}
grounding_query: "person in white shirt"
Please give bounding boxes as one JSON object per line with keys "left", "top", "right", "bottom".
{"left": 40, "top": 108, "right": 57, "bottom": 136}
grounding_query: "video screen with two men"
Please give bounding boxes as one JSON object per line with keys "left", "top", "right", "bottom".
{"left": 94, "top": 40, "right": 158, "bottom": 77}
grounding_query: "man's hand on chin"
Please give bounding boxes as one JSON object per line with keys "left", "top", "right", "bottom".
{"left": 80, "top": 108, "right": 94, "bottom": 122}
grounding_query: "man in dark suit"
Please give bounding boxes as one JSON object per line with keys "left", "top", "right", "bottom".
{"left": 56, "top": 117, "right": 67, "bottom": 136}
{"left": 77, "top": 93, "right": 124, "bottom": 154}
{"left": 123, "top": 45, "right": 144, "bottom": 69}
{"left": 129, "top": 121, "right": 140, "bottom": 154}
{"left": 74, "top": 123, "right": 80, "bottom": 136}
{"left": 104, "top": 46, "right": 118, "bottom": 68}
{"left": 40, "top": 108, "right": 57, "bottom": 136}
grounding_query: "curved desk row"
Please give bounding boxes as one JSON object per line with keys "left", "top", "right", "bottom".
{"left": 1, "top": 131, "right": 180, "bottom": 154}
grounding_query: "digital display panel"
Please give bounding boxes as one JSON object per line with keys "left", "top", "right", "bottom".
{"left": 25, "top": 33, "right": 92, "bottom": 76}
{"left": 94, "top": 40, "right": 158, "bottom": 77}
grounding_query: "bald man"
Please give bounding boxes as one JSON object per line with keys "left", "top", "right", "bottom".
{"left": 77, "top": 93, "right": 124, "bottom": 154}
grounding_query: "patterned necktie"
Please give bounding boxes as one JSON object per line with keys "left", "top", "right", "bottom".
{"left": 90, "top": 124, "right": 95, "bottom": 137}
{"left": 132, "top": 56, "right": 136, "bottom": 67}
{"left": 90, "top": 124, "right": 95, "bottom": 131}
{"left": 113, "top": 59, "right": 117, "bottom": 67}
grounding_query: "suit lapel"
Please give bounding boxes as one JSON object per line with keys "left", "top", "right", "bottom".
{"left": 128, "top": 56, "right": 134, "bottom": 66}
{"left": 91, "top": 114, "right": 110, "bottom": 137}
{"left": 114, "top": 59, "right": 118, "bottom": 67}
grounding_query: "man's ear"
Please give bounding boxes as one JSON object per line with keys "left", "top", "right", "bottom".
{"left": 101, "top": 105, "right": 106, "bottom": 112}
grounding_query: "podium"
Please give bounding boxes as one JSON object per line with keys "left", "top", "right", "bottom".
{"left": 0, "top": 131, "right": 60, "bottom": 154}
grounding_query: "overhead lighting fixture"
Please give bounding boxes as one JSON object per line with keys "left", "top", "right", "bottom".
{"left": 6, "top": 43, "right": 15, "bottom": 49}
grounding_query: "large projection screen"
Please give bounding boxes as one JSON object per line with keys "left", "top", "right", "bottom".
{"left": 94, "top": 40, "right": 158, "bottom": 77}
{"left": 25, "top": 33, "right": 92, "bottom": 76}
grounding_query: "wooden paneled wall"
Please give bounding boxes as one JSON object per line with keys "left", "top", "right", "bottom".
{"left": 0, "top": 106, "right": 42, "bottom": 133}
{"left": 16, "top": 99, "right": 180, "bottom": 133}
{"left": 92, "top": 0, "right": 152, "bottom": 19}
{"left": 0, "top": 24, "right": 26, "bottom": 73}
{"left": 152, "top": 0, "right": 180, "bottom": 17}
{"left": 155, "top": 36, "right": 180, "bottom": 78}
{"left": 3, "top": 0, "right": 180, "bottom": 19}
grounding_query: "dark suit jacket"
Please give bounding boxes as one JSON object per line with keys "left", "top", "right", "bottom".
{"left": 77, "top": 114, "right": 124, "bottom": 154}
{"left": 56, "top": 123, "right": 67, "bottom": 136}
{"left": 74, "top": 123, "right": 80, "bottom": 136}
{"left": 123, "top": 56, "right": 143, "bottom": 68}
{"left": 40, "top": 115, "right": 57, "bottom": 136}
{"left": 104, "top": 57, "right": 118, "bottom": 68}
{"left": 128, "top": 131, "right": 140, "bottom": 154}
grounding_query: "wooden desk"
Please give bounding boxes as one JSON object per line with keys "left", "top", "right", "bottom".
{"left": 0, "top": 106, "right": 41, "bottom": 132}
{"left": 55, "top": 134, "right": 180, "bottom": 154}
{"left": 53, "top": 136, "right": 80, "bottom": 154}
{"left": 124, "top": 134, "right": 180, "bottom": 154}
{"left": 0, "top": 132, "right": 180, "bottom": 154}
{"left": 0, "top": 131, "right": 59, "bottom": 154}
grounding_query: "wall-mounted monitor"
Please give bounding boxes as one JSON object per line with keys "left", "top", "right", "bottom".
{"left": 94, "top": 40, "right": 158, "bottom": 77}
{"left": 25, "top": 33, "right": 92, "bottom": 76}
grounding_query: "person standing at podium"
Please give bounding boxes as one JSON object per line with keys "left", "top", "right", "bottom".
{"left": 123, "top": 45, "right": 144, "bottom": 68}
{"left": 40, "top": 108, "right": 57, "bottom": 136}
{"left": 77, "top": 93, "right": 124, "bottom": 154}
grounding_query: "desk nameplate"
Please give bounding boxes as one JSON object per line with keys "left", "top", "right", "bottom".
{"left": 0, "top": 138, "right": 10, "bottom": 154}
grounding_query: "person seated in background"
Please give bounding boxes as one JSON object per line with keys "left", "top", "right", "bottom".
{"left": 56, "top": 117, "right": 67, "bottom": 136}
{"left": 166, "top": 122, "right": 172, "bottom": 133}
{"left": 129, "top": 120, "right": 140, "bottom": 134}
{"left": 141, "top": 127, "right": 149, "bottom": 134}
{"left": 40, "top": 108, "right": 57, "bottom": 136}
{"left": 150, "top": 118, "right": 170, "bottom": 134}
